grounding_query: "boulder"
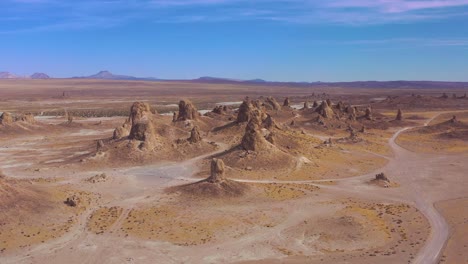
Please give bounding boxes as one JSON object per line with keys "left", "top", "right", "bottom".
{"left": 177, "top": 99, "right": 199, "bottom": 121}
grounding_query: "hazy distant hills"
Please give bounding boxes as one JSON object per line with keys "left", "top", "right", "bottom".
{"left": 73, "top": 70, "right": 159, "bottom": 81}
{"left": 0, "top": 72, "right": 50, "bottom": 79}
{"left": 1, "top": 70, "right": 467, "bottom": 89}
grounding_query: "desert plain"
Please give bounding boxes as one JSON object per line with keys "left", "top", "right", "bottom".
{"left": 0, "top": 79, "right": 467, "bottom": 264}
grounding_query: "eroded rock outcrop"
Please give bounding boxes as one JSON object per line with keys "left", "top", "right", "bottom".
{"left": 130, "top": 102, "right": 153, "bottom": 124}
{"left": 188, "top": 125, "right": 202, "bottom": 143}
{"left": 262, "top": 114, "right": 279, "bottom": 130}
{"left": 265, "top": 97, "right": 281, "bottom": 111}
{"left": 177, "top": 100, "right": 199, "bottom": 121}
{"left": 207, "top": 158, "right": 226, "bottom": 183}
{"left": 303, "top": 101, "right": 310, "bottom": 109}
{"left": 96, "top": 140, "right": 105, "bottom": 152}
{"left": 18, "top": 113, "right": 35, "bottom": 123}
{"left": 237, "top": 99, "right": 255, "bottom": 123}
{"left": 283, "top": 97, "right": 290, "bottom": 107}
{"left": 241, "top": 111, "right": 271, "bottom": 151}
{"left": 113, "top": 119, "right": 131, "bottom": 139}
{"left": 0, "top": 112, "right": 13, "bottom": 125}
{"left": 65, "top": 195, "right": 79, "bottom": 207}
{"left": 395, "top": 109, "right": 403, "bottom": 121}
{"left": 317, "top": 101, "right": 335, "bottom": 119}
{"left": 365, "top": 107, "right": 373, "bottom": 120}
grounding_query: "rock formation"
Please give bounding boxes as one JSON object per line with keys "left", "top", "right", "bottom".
{"left": 365, "top": 107, "right": 373, "bottom": 120}
{"left": 188, "top": 125, "right": 202, "bottom": 143}
{"left": 303, "top": 101, "right": 310, "bottom": 109}
{"left": 318, "top": 101, "right": 334, "bottom": 119}
{"left": 263, "top": 114, "right": 279, "bottom": 130}
{"left": 326, "top": 99, "right": 332, "bottom": 107}
{"left": 96, "top": 140, "right": 105, "bottom": 151}
{"left": 207, "top": 158, "right": 226, "bottom": 183}
{"left": 0, "top": 112, "right": 13, "bottom": 125}
{"left": 177, "top": 100, "right": 199, "bottom": 121}
{"left": 375, "top": 173, "right": 389, "bottom": 182}
{"left": 265, "top": 97, "right": 281, "bottom": 111}
{"left": 112, "top": 102, "right": 158, "bottom": 149}
{"left": 113, "top": 119, "right": 131, "bottom": 139}
{"left": 130, "top": 102, "right": 153, "bottom": 124}
{"left": 450, "top": 115, "right": 457, "bottom": 123}
{"left": 65, "top": 195, "right": 79, "bottom": 207}
{"left": 241, "top": 111, "right": 271, "bottom": 151}
{"left": 237, "top": 99, "right": 255, "bottom": 123}
{"left": 265, "top": 132, "right": 275, "bottom": 144}
{"left": 395, "top": 109, "right": 403, "bottom": 121}
{"left": 283, "top": 97, "right": 290, "bottom": 107}
{"left": 312, "top": 101, "right": 318, "bottom": 108}
{"left": 17, "top": 113, "right": 35, "bottom": 123}
{"left": 335, "top": 101, "right": 344, "bottom": 111}
{"left": 212, "top": 105, "right": 226, "bottom": 115}
{"left": 172, "top": 112, "right": 177, "bottom": 122}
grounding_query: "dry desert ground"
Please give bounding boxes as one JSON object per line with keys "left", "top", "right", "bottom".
{"left": 0, "top": 79, "right": 467, "bottom": 264}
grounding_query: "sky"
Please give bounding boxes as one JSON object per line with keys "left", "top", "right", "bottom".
{"left": 1, "top": 0, "right": 468, "bottom": 82}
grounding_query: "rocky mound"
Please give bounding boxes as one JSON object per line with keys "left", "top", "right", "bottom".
{"left": 177, "top": 99, "right": 199, "bottom": 121}
{"left": 168, "top": 158, "right": 248, "bottom": 198}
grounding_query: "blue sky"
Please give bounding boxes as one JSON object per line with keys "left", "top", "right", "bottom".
{"left": 1, "top": 0, "right": 468, "bottom": 81}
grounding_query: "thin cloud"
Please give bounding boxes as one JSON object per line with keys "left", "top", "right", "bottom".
{"left": 1, "top": 0, "right": 468, "bottom": 33}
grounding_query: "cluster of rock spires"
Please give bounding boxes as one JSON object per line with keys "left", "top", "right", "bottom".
{"left": 112, "top": 102, "right": 158, "bottom": 150}
{"left": 0, "top": 112, "right": 36, "bottom": 125}
{"left": 176, "top": 99, "right": 199, "bottom": 121}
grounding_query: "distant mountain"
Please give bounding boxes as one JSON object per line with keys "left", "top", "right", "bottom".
{"left": 0, "top": 72, "right": 19, "bottom": 79}
{"left": 30, "top": 73, "right": 50, "bottom": 79}
{"left": 245, "top": 79, "right": 267, "bottom": 83}
{"left": 74, "top": 70, "right": 159, "bottom": 81}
